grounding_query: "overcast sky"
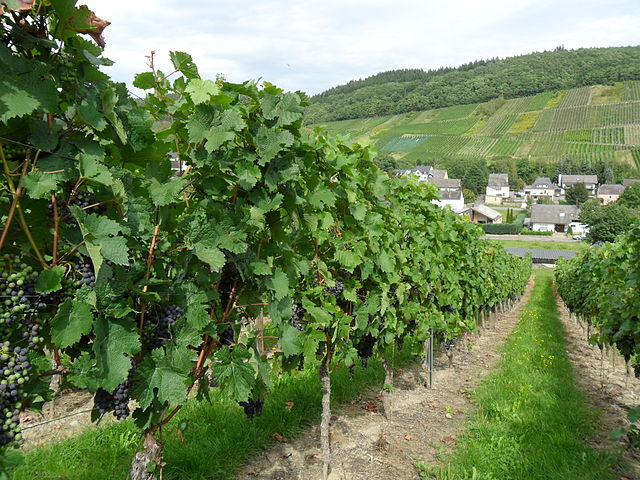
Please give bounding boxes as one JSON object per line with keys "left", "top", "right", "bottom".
{"left": 84, "top": 0, "right": 639, "bottom": 96}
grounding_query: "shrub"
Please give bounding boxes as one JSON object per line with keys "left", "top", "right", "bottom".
{"left": 482, "top": 223, "right": 521, "bottom": 234}
{"left": 521, "top": 228, "right": 553, "bottom": 236}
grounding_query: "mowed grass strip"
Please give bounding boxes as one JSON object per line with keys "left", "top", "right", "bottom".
{"left": 13, "top": 352, "right": 415, "bottom": 480}
{"left": 422, "top": 270, "right": 622, "bottom": 480}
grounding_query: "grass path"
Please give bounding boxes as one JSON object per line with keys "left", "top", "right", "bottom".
{"left": 423, "top": 269, "right": 622, "bottom": 479}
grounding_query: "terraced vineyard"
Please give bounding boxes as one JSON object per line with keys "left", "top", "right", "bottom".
{"left": 315, "top": 81, "right": 640, "bottom": 169}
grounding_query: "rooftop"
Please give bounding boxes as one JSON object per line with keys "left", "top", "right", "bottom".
{"left": 597, "top": 184, "right": 625, "bottom": 195}
{"left": 530, "top": 204, "right": 579, "bottom": 225}
{"left": 488, "top": 173, "right": 509, "bottom": 188}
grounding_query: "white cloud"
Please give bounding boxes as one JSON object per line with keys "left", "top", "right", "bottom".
{"left": 83, "top": 0, "right": 640, "bottom": 95}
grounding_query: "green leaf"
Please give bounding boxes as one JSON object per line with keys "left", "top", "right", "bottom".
{"left": 133, "top": 72, "right": 156, "bottom": 90}
{"left": 185, "top": 79, "right": 220, "bottom": 105}
{"left": 203, "top": 109, "right": 245, "bottom": 153}
{"left": 22, "top": 170, "right": 59, "bottom": 199}
{"left": 255, "top": 127, "right": 294, "bottom": 163}
{"left": 148, "top": 176, "right": 188, "bottom": 206}
{"left": 211, "top": 348, "right": 255, "bottom": 402}
{"left": 134, "top": 348, "right": 190, "bottom": 409}
{"left": 80, "top": 157, "right": 113, "bottom": 185}
{"left": 193, "top": 245, "right": 226, "bottom": 270}
{"left": 170, "top": 51, "right": 200, "bottom": 80}
{"left": 234, "top": 160, "right": 261, "bottom": 190}
{"left": 29, "top": 120, "right": 59, "bottom": 151}
{"left": 51, "top": 299, "right": 94, "bottom": 348}
{"left": 35, "top": 266, "right": 66, "bottom": 293}
{"left": 301, "top": 299, "right": 333, "bottom": 327}
{"left": 308, "top": 188, "right": 336, "bottom": 208}
{"left": 93, "top": 317, "right": 140, "bottom": 391}
{"left": 267, "top": 269, "right": 289, "bottom": 300}
{"left": 279, "top": 324, "right": 302, "bottom": 357}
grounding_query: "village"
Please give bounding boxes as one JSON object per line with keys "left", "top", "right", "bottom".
{"left": 396, "top": 165, "right": 640, "bottom": 236}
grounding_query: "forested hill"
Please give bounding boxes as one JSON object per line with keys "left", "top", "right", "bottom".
{"left": 306, "top": 46, "right": 640, "bottom": 123}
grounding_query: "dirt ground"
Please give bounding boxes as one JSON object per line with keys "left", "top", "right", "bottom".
{"left": 20, "top": 389, "right": 105, "bottom": 448}
{"left": 555, "top": 293, "right": 640, "bottom": 480}
{"left": 237, "top": 279, "right": 536, "bottom": 480}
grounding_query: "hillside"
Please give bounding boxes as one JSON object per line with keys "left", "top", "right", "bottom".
{"left": 314, "top": 82, "right": 640, "bottom": 188}
{"left": 306, "top": 46, "right": 640, "bottom": 123}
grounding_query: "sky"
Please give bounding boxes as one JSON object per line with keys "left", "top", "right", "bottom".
{"left": 83, "top": 0, "right": 640, "bottom": 96}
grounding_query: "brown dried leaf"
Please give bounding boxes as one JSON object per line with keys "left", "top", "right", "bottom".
{"left": 441, "top": 436, "right": 456, "bottom": 445}
{"left": 362, "top": 402, "right": 379, "bottom": 412}
{"left": 0, "top": 0, "right": 34, "bottom": 14}
{"left": 404, "top": 434, "right": 412, "bottom": 441}
{"left": 75, "top": 11, "right": 110, "bottom": 48}
{"left": 284, "top": 400, "right": 294, "bottom": 411}
{"left": 445, "top": 413, "right": 453, "bottom": 419}
{"left": 272, "top": 433, "right": 288, "bottom": 443}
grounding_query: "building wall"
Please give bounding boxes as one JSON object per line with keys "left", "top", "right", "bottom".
{"left": 532, "top": 222, "right": 556, "bottom": 232}
{"left": 597, "top": 194, "right": 620, "bottom": 205}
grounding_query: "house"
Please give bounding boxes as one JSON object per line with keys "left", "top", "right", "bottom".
{"left": 396, "top": 165, "right": 440, "bottom": 182}
{"left": 558, "top": 174, "right": 598, "bottom": 195}
{"left": 485, "top": 174, "right": 510, "bottom": 205}
{"left": 429, "top": 177, "right": 461, "bottom": 192}
{"left": 597, "top": 184, "right": 625, "bottom": 204}
{"left": 433, "top": 190, "right": 465, "bottom": 212}
{"left": 524, "top": 177, "right": 555, "bottom": 199}
{"left": 623, "top": 179, "right": 640, "bottom": 187}
{"left": 530, "top": 204, "right": 579, "bottom": 233}
{"left": 462, "top": 204, "right": 502, "bottom": 224}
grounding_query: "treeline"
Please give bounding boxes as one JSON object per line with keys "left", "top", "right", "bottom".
{"left": 307, "top": 46, "right": 640, "bottom": 123}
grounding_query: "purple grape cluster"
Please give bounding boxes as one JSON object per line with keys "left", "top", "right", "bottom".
{"left": 144, "top": 305, "right": 185, "bottom": 350}
{"left": 238, "top": 397, "right": 264, "bottom": 420}
{"left": 290, "top": 304, "right": 305, "bottom": 332}
{"left": 93, "top": 363, "right": 136, "bottom": 420}
{"left": 356, "top": 334, "right": 375, "bottom": 368}
{"left": 72, "top": 261, "right": 96, "bottom": 288}
{"left": 323, "top": 281, "right": 344, "bottom": 297}
{"left": 0, "top": 342, "right": 30, "bottom": 446}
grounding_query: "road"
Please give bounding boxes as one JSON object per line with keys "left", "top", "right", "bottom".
{"left": 483, "top": 234, "right": 578, "bottom": 243}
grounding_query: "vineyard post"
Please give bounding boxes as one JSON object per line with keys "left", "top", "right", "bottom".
{"left": 381, "top": 357, "right": 394, "bottom": 419}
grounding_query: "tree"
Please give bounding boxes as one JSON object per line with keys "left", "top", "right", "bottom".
{"left": 463, "top": 188, "right": 477, "bottom": 204}
{"left": 565, "top": 182, "right": 590, "bottom": 206}
{"left": 463, "top": 160, "right": 489, "bottom": 194}
{"left": 374, "top": 153, "right": 398, "bottom": 172}
{"left": 619, "top": 183, "right": 640, "bottom": 209}
{"left": 581, "top": 203, "right": 636, "bottom": 243}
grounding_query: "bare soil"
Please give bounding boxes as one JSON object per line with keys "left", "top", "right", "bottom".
{"left": 21, "top": 389, "right": 107, "bottom": 449}
{"left": 555, "top": 293, "right": 640, "bottom": 480}
{"left": 237, "top": 279, "right": 535, "bottom": 480}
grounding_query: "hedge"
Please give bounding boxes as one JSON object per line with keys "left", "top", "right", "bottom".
{"left": 481, "top": 223, "right": 521, "bottom": 234}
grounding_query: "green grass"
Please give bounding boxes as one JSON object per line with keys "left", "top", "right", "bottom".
{"left": 12, "top": 350, "right": 416, "bottom": 480}
{"left": 490, "top": 239, "right": 586, "bottom": 252}
{"left": 420, "top": 270, "right": 622, "bottom": 480}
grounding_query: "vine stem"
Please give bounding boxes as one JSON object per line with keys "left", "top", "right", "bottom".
{"left": 51, "top": 191, "right": 59, "bottom": 265}
{"left": 0, "top": 146, "right": 46, "bottom": 266}
{"left": 137, "top": 222, "right": 161, "bottom": 361}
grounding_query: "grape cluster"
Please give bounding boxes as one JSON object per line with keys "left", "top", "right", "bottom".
{"left": 219, "top": 325, "right": 234, "bottom": 346}
{"left": 323, "top": 281, "right": 344, "bottom": 297}
{"left": 144, "top": 305, "right": 185, "bottom": 350}
{"left": 356, "top": 335, "right": 375, "bottom": 368}
{"left": 238, "top": 397, "right": 264, "bottom": 420}
{"left": 93, "top": 363, "right": 136, "bottom": 420}
{"left": 0, "top": 342, "right": 30, "bottom": 447}
{"left": 290, "top": 304, "right": 305, "bottom": 332}
{"left": 0, "top": 258, "right": 53, "bottom": 348}
{"left": 72, "top": 261, "right": 96, "bottom": 288}
{"left": 48, "top": 188, "right": 106, "bottom": 226}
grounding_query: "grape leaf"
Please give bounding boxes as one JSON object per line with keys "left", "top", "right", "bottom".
{"left": 133, "top": 348, "right": 190, "bottom": 409}
{"left": 170, "top": 51, "right": 199, "bottom": 80}
{"left": 51, "top": 299, "right": 94, "bottom": 348}
{"left": 23, "top": 170, "right": 59, "bottom": 199}
{"left": 35, "top": 266, "right": 66, "bottom": 293}
{"left": 185, "top": 79, "right": 220, "bottom": 105}
{"left": 93, "top": 317, "right": 140, "bottom": 391}
{"left": 278, "top": 324, "right": 302, "bottom": 357}
{"left": 211, "top": 348, "right": 255, "bottom": 402}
